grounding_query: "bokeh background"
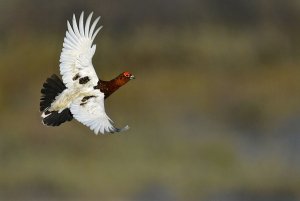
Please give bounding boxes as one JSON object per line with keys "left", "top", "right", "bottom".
{"left": 0, "top": 0, "right": 300, "bottom": 200}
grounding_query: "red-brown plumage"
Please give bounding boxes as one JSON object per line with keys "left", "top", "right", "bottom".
{"left": 95, "top": 72, "right": 135, "bottom": 99}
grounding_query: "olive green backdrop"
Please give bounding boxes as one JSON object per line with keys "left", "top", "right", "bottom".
{"left": 0, "top": 0, "right": 299, "bottom": 200}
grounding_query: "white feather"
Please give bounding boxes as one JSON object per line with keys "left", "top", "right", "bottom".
{"left": 60, "top": 12, "right": 102, "bottom": 88}
{"left": 69, "top": 90, "right": 128, "bottom": 134}
{"left": 85, "top": 12, "right": 93, "bottom": 37}
{"left": 79, "top": 12, "right": 85, "bottom": 36}
{"left": 89, "top": 17, "right": 100, "bottom": 38}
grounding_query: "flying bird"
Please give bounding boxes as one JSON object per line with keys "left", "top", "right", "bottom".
{"left": 40, "top": 12, "right": 135, "bottom": 134}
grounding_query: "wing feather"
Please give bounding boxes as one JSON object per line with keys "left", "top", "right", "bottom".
{"left": 89, "top": 17, "right": 100, "bottom": 38}
{"left": 65, "top": 31, "right": 77, "bottom": 47}
{"left": 72, "top": 14, "right": 81, "bottom": 39}
{"left": 79, "top": 12, "right": 85, "bottom": 36}
{"left": 67, "top": 21, "right": 79, "bottom": 43}
{"left": 60, "top": 12, "right": 102, "bottom": 88}
{"left": 92, "top": 27, "right": 103, "bottom": 42}
{"left": 85, "top": 12, "right": 93, "bottom": 37}
{"left": 70, "top": 90, "right": 129, "bottom": 135}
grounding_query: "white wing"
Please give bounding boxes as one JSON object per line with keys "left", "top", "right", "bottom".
{"left": 70, "top": 90, "right": 129, "bottom": 134}
{"left": 60, "top": 12, "right": 102, "bottom": 88}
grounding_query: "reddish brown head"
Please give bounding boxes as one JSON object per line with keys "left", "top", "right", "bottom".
{"left": 112, "top": 71, "right": 135, "bottom": 87}
{"left": 121, "top": 71, "right": 135, "bottom": 80}
{"left": 115, "top": 71, "right": 135, "bottom": 85}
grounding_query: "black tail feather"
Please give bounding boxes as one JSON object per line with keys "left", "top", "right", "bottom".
{"left": 40, "top": 74, "right": 66, "bottom": 112}
{"left": 40, "top": 74, "right": 73, "bottom": 126}
{"left": 42, "top": 109, "right": 73, "bottom": 126}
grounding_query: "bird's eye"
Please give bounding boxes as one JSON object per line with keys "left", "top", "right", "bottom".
{"left": 124, "top": 72, "right": 130, "bottom": 77}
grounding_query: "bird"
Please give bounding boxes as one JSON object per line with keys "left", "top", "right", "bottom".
{"left": 40, "top": 12, "right": 135, "bottom": 134}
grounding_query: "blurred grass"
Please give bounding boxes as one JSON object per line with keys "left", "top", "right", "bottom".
{"left": 0, "top": 23, "right": 300, "bottom": 200}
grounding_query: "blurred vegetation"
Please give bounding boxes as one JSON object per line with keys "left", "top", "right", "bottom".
{"left": 0, "top": 0, "right": 300, "bottom": 201}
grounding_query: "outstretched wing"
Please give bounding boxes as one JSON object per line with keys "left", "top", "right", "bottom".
{"left": 60, "top": 12, "right": 102, "bottom": 88}
{"left": 70, "top": 90, "right": 129, "bottom": 134}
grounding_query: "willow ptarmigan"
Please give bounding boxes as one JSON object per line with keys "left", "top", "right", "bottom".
{"left": 40, "top": 12, "right": 135, "bottom": 134}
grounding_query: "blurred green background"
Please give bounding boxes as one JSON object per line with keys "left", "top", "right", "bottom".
{"left": 0, "top": 0, "right": 300, "bottom": 200}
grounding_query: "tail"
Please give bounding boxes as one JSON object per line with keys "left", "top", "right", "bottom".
{"left": 40, "top": 74, "right": 73, "bottom": 126}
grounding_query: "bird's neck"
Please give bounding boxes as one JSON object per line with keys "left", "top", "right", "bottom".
{"left": 98, "top": 75, "right": 128, "bottom": 99}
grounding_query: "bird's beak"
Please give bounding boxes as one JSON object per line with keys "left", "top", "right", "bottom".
{"left": 130, "top": 75, "right": 135, "bottom": 80}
